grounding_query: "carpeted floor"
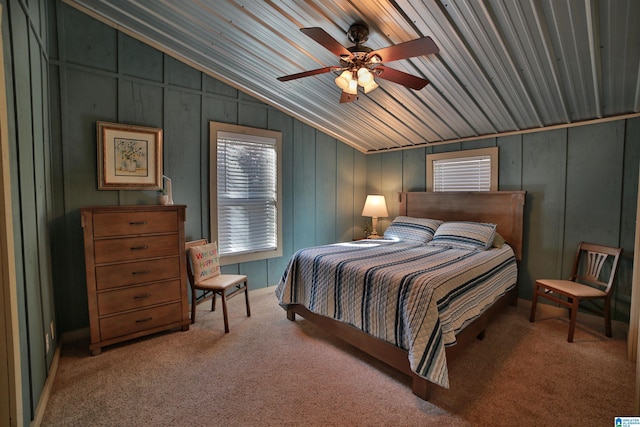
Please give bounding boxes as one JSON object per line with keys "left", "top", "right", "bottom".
{"left": 41, "top": 286, "right": 635, "bottom": 426}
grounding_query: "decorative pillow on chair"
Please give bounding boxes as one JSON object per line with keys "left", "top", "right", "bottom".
{"left": 189, "top": 242, "right": 221, "bottom": 284}
{"left": 430, "top": 221, "right": 497, "bottom": 250}
{"left": 383, "top": 216, "right": 443, "bottom": 243}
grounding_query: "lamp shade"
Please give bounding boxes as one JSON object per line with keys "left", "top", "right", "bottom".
{"left": 361, "top": 195, "right": 388, "bottom": 218}
{"left": 334, "top": 70, "right": 352, "bottom": 90}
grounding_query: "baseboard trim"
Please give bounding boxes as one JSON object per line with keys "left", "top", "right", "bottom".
{"left": 30, "top": 344, "right": 61, "bottom": 427}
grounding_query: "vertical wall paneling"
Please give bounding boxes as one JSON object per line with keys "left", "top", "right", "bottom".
{"left": 380, "top": 151, "right": 403, "bottom": 230}
{"left": 267, "top": 110, "right": 294, "bottom": 286}
{"left": 292, "top": 122, "right": 316, "bottom": 251}
{"left": 0, "top": 2, "right": 23, "bottom": 424}
{"left": 402, "top": 146, "right": 426, "bottom": 192}
{"left": 618, "top": 118, "right": 640, "bottom": 320}
{"left": 629, "top": 157, "right": 640, "bottom": 364}
{"left": 3, "top": 0, "right": 57, "bottom": 423}
{"left": 10, "top": 1, "right": 46, "bottom": 412}
{"left": 519, "top": 129, "right": 568, "bottom": 300}
{"left": 315, "top": 132, "right": 337, "bottom": 245}
{"left": 497, "top": 134, "right": 523, "bottom": 190}
{"left": 62, "top": 5, "right": 116, "bottom": 73}
{"left": 336, "top": 142, "right": 356, "bottom": 241}
{"left": 565, "top": 122, "right": 624, "bottom": 251}
{"left": 119, "top": 33, "right": 163, "bottom": 82}
{"left": 165, "top": 88, "right": 201, "bottom": 230}
{"left": 353, "top": 149, "right": 367, "bottom": 239}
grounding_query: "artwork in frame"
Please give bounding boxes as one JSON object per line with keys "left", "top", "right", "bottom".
{"left": 97, "top": 121, "right": 163, "bottom": 190}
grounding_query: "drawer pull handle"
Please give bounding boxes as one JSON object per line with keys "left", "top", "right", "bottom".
{"left": 134, "top": 293, "right": 152, "bottom": 300}
{"left": 130, "top": 245, "right": 149, "bottom": 251}
{"left": 129, "top": 221, "right": 148, "bottom": 225}
{"left": 135, "top": 317, "right": 153, "bottom": 324}
{"left": 132, "top": 270, "right": 150, "bottom": 275}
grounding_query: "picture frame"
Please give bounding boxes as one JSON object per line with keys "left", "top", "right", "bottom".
{"left": 97, "top": 121, "right": 163, "bottom": 190}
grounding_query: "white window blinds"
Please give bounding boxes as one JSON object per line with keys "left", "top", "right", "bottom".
{"left": 433, "top": 155, "right": 492, "bottom": 191}
{"left": 217, "top": 131, "right": 277, "bottom": 257}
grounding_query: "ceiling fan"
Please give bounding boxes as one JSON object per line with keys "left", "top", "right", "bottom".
{"left": 277, "top": 23, "right": 439, "bottom": 103}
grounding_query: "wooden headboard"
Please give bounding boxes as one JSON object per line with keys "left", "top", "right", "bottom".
{"left": 398, "top": 191, "right": 526, "bottom": 260}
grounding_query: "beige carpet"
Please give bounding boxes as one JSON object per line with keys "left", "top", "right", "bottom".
{"left": 41, "top": 286, "right": 635, "bottom": 426}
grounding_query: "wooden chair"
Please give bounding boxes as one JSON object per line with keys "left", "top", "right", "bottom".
{"left": 185, "top": 239, "right": 251, "bottom": 332}
{"left": 529, "top": 242, "right": 622, "bottom": 342}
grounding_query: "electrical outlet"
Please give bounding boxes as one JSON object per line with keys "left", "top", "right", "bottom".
{"left": 45, "top": 333, "right": 50, "bottom": 353}
{"left": 50, "top": 320, "right": 55, "bottom": 340}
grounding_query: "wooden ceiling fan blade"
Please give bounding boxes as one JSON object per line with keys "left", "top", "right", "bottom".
{"left": 301, "top": 27, "right": 351, "bottom": 57}
{"left": 368, "top": 37, "right": 439, "bottom": 63}
{"left": 277, "top": 66, "right": 338, "bottom": 82}
{"left": 374, "top": 66, "right": 430, "bottom": 90}
{"left": 340, "top": 91, "right": 357, "bottom": 103}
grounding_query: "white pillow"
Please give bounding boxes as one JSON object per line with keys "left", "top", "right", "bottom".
{"left": 430, "top": 221, "right": 497, "bottom": 250}
{"left": 383, "top": 216, "right": 443, "bottom": 243}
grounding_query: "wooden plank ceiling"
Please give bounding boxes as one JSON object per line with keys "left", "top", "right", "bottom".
{"left": 64, "top": 0, "right": 640, "bottom": 153}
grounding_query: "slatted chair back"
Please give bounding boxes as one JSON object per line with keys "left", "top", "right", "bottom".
{"left": 570, "top": 242, "right": 622, "bottom": 295}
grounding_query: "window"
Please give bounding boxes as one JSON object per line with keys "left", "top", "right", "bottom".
{"left": 210, "top": 122, "right": 282, "bottom": 265}
{"left": 426, "top": 147, "right": 498, "bottom": 192}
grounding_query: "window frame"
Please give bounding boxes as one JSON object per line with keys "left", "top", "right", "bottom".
{"left": 426, "top": 147, "right": 499, "bottom": 192}
{"left": 209, "top": 121, "right": 282, "bottom": 265}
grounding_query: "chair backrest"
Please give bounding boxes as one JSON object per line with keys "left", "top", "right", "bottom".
{"left": 185, "top": 239, "right": 208, "bottom": 290}
{"left": 569, "top": 241, "right": 622, "bottom": 294}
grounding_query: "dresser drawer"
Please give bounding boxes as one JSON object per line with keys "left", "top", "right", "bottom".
{"left": 99, "top": 302, "right": 183, "bottom": 341}
{"left": 95, "top": 257, "right": 180, "bottom": 290}
{"left": 97, "top": 280, "right": 182, "bottom": 316}
{"left": 94, "top": 234, "right": 178, "bottom": 264}
{"left": 92, "top": 211, "right": 177, "bottom": 237}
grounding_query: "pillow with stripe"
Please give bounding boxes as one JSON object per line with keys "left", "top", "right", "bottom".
{"left": 430, "top": 221, "right": 497, "bottom": 250}
{"left": 383, "top": 216, "right": 443, "bottom": 243}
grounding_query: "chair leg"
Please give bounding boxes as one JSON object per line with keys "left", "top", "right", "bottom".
{"left": 567, "top": 297, "right": 579, "bottom": 343}
{"left": 220, "top": 292, "right": 230, "bottom": 333}
{"left": 604, "top": 300, "right": 613, "bottom": 338}
{"left": 244, "top": 281, "right": 251, "bottom": 317}
{"left": 191, "top": 290, "right": 196, "bottom": 324}
{"left": 211, "top": 293, "right": 216, "bottom": 312}
{"left": 529, "top": 284, "right": 539, "bottom": 322}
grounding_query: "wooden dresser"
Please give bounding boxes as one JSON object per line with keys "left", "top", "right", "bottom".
{"left": 80, "top": 205, "right": 189, "bottom": 355}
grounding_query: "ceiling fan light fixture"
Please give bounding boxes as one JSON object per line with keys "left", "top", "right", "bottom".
{"left": 334, "top": 70, "right": 352, "bottom": 90}
{"left": 357, "top": 67, "right": 374, "bottom": 86}
{"left": 346, "top": 78, "right": 358, "bottom": 95}
{"left": 279, "top": 24, "right": 439, "bottom": 103}
{"left": 362, "top": 80, "right": 378, "bottom": 93}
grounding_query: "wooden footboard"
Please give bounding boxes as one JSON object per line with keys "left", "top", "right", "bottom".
{"left": 286, "top": 286, "right": 517, "bottom": 400}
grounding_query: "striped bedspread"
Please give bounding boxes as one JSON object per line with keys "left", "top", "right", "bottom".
{"left": 275, "top": 240, "right": 517, "bottom": 388}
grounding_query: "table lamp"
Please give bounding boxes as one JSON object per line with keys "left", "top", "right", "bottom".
{"left": 361, "top": 195, "right": 388, "bottom": 238}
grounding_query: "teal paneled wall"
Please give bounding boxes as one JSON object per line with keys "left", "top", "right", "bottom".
{"left": 2, "top": 0, "right": 57, "bottom": 424}
{"left": 367, "top": 120, "right": 640, "bottom": 322}
{"left": 49, "top": 3, "right": 365, "bottom": 335}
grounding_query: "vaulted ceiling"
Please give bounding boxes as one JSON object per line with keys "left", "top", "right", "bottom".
{"left": 65, "top": 0, "right": 640, "bottom": 154}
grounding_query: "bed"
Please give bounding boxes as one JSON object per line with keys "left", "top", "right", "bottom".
{"left": 276, "top": 191, "right": 526, "bottom": 400}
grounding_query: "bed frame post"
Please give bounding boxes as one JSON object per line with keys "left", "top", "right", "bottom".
{"left": 411, "top": 375, "right": 431, "bottom": 400}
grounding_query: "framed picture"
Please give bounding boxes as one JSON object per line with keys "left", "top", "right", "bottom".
{"left": 97, "top": 121, "right": 163, "bottom": 190}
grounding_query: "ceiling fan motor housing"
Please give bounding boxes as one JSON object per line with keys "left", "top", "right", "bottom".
{"left": 347, "top": 22, "right": 370, "bottom": 45}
